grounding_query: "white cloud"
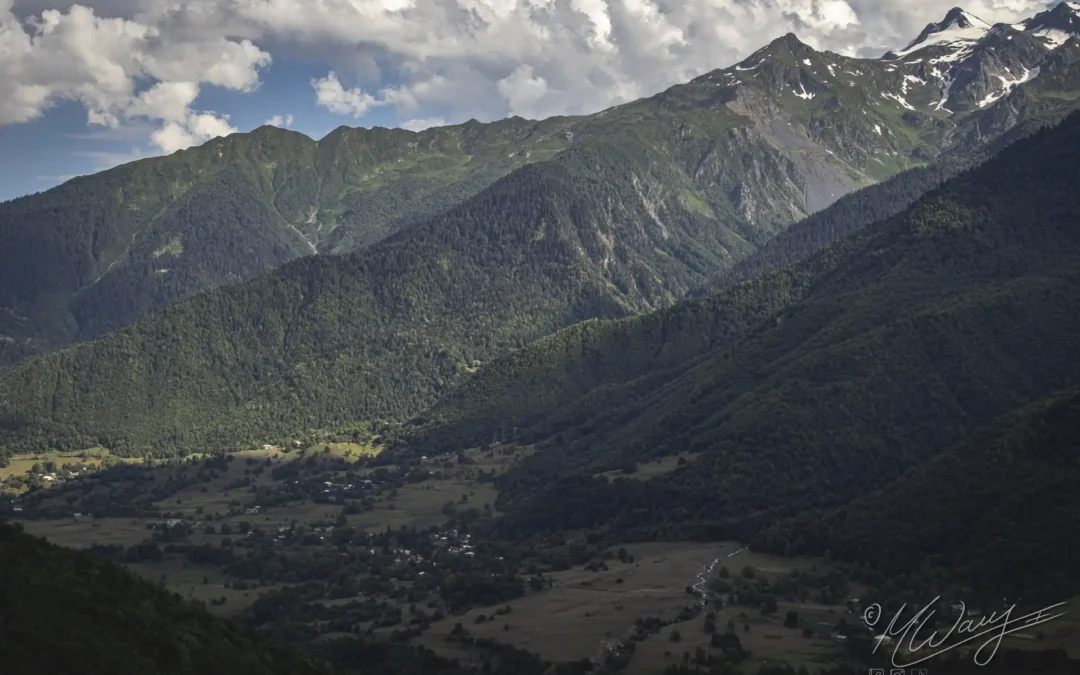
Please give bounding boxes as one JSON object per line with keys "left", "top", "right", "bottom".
{"left": 400, "top": 117, "right": 446, "bottom": 131}
{"left": 265, "top": 113, "right": 294, "bottom": 127}
{"left": 285, "top": 0, "right": 1048, "bottom": 122}
{"left": 4, "top": 1, "right": 1053, "bottom": 145}
{"left": 151, "top": 112, "right": 237, "bottom": 153}
{"left": 497, "top": 64, "right": 549, "bottom": 118}
{"left": 0, "top": 1, "right": 268, "bottom": 154}
{"left": 312, "top": 71, "right": 383, "bottom": 117}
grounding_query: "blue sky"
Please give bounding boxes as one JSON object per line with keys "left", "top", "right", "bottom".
{"left": 0, "top": 0, "right": 1054, "bottom": 203}
{"left": 0, "top": 58, "right": 418, "bottom": 202}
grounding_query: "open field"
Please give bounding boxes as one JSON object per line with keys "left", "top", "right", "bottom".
{"left": 0, "top": 447, "right": 143, "bottom": 492}
{"left": 631, "top": 598, "right": 847, "bottom": 674}
{"left": 15, "top": 440, "right": 1073, "bottom": 671}
{"left": 1, "top": 447, "right": 111, "bottom": 479}
{"left": 128, "top": 558, "right": 276, "bottom": 617}
{"left": 416, "top": 541, "right": 848, "bottom": 673}
{"left": 595, "top": 453, "right": 701, "bottom": 482}
{"left": 10, "top": 443, "right": 525, "bottom": 551}
{"left": 1005, "top": 595, "right": 1080, "bottom": 657}
{"left": 1, "top": 457, "right": 51, "bottom": 480}
{"left": 310, "top": 441, "right": 382, "bottom": 459}
{"left": 15, "top": 516, "right": 275, "bottom": 617}
{"left": 18, "top": 517, "right": 153, "bottom": 548}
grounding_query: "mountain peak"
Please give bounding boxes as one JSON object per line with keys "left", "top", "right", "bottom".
{"left": 895, "top": 7, "right": 991, "bottom": 56}
{"left": 1021, "top": 1, "right": 1080, "bottom": 48}
{"left": 755, "top": 32, "right": 813, "bottom": 57}
{"left": 736, "top": 32, "right": 814, "bottom": 68}
{"left": 774, "top": 32, "right": 810, "bottom": 49}
{"left": 943, "top": 7, "right": 982, "bottom": 27}
{"left": 1054, "top": 1, "right": 1080, "bottom": 16}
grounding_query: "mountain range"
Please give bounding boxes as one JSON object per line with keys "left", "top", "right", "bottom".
{"left": 2, "top": 6, "right": 1080, "bottom": 461}
{"left": 3, "top": 7, "right": 1080, "bottom": 675}
{"left": 3, "top": 5, "right": 1080, "bottom": 369}
{"left": 427, "top": 106, "right": 1080, "bottom": 600}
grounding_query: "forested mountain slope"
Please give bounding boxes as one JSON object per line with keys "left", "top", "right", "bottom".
{"left": 0, "top": 520, "right": 335, "bottom": 675}
{"left": 690, "top": 148, "right": 982, "bottom": 298}
{"left": 410, "top": 110, "right": 1080, "bottom": 581}
{"left": 5, "top": 6, "right": 1080, "bottom": 367}
{"left": 752, "top": 385, "right": 1080, "bottom": 602}
{"left": 0, "top": 133, "right": 780, "bottom": 459}
{"left": 0, "top": 120, "right": 575, "bottom": 364}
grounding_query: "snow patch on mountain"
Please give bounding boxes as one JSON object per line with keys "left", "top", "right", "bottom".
{"left": 883, "top": 92, "right": 916, "bottom": 110}
{"left": 935, "top": 72, "right": 957, "bottom": 112}
{"left": 977, "top": 66, "right": 1041, "bottom": 107}
{"left": 901, "top": 74, "right": 926, "bottom": 95}
{"left": 1029, "top": 28, "right": 1074, "bottom": 48}
{"left": 894, "top": 8, "right": 991, "bottom": 58}
{"left": 1020, "top": 1, "right": 1080, "bottom": 49}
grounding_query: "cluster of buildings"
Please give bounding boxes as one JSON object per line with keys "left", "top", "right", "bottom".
{"left": 432, "top": 529, "right": 477, "bottom": 557}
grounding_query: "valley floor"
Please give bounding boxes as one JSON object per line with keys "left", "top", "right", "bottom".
{"left": 7, "top": 441, "right": 1078, "bottom": 675}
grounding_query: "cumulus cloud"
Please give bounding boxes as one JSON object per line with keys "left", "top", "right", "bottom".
{"left": 266, "top": 113, "right": 294, "bottom": 127}
{"left": 215, "top": 0, "right": 1051, "bottom": 120}
{"left": 497, "top": 65, "right": 550, "bottom": 119}
{"left": 1, "top": 0, "right": 267, "bottom": 153}
{"left": 312, "top": 71, "right": 384, "bottom": 117}
{"left": 4, "top": 0, "right": 1053, "bottom": 146}
{"left": 400, "top": 117, "right": 447, "bottom": 131}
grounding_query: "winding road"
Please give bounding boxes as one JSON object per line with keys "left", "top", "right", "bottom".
{"left": 692, "top": 546, "right": 746, "bottom": 608}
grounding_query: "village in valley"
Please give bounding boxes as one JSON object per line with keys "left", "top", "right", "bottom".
{"left": 3, "top": 432, "right": 1075, "bottom": 675}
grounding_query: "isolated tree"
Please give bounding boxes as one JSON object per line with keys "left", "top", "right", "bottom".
{"left": 761, "top": 594, "right": 778, "bottom": 614}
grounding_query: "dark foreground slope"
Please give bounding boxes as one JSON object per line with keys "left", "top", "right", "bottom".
{"left": 411, "top": 111, "right": 1080, "bottom": 590}
{"left": 0, "top": 520, "right": 333, "bottom": 675}
{"left": 0, "top": 521, "right": 595, "bottom": 675}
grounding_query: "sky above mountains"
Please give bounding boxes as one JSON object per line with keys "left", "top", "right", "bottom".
{"left": 0, "top": 0, "right": 1057, "bottom": 201}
